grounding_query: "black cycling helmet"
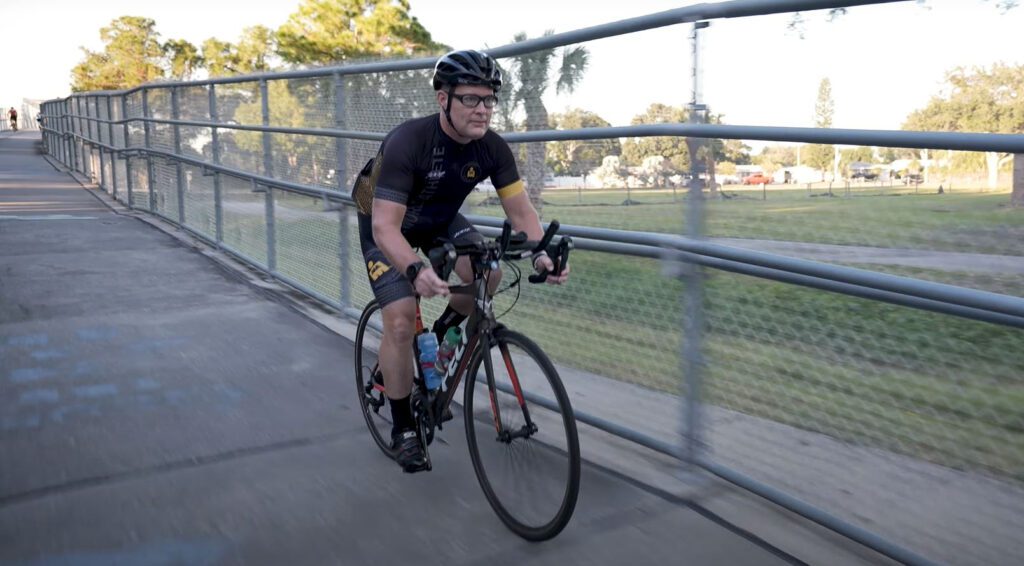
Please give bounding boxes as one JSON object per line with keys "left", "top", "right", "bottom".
{"left": 432, "top": 50, "right": 502, "bottom": 92}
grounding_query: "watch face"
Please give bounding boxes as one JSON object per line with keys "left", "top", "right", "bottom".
{"left": 406, "top": 262, "right": 422, "bottom": 281}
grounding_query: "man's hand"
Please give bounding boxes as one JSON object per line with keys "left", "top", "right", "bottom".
{"left": 535, "top": 254, "right": 570, "bottom": 285}
{"left": 413, "top": 267, "right": 450, "bottom": 298}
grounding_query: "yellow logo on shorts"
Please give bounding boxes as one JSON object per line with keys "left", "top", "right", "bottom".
{"left": 367, "top": 260, "right": 390, "bottom": 281}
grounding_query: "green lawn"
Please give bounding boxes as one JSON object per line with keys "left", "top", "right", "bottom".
{"left": 170, "top": 185, "right": 1024, "bottom": 482}
{"left": 467, "top": 187, "right": 1024, "bottom": 256}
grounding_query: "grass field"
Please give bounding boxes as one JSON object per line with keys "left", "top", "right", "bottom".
{"left": 161, "top": 183, "right": 1024, "bottom": 482}
{"left": 467, "top": 185, "right": 1024, "bottom": 256}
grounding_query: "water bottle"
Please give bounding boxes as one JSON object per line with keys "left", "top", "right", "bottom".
{"left": 417, "top": 331, "right": 442, "bottom": 390}
{"left": 436, "top": 326, "right": 462, "bottom": 376}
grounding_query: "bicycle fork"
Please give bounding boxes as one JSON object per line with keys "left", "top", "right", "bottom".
{"left": 481, "top": 333, "right": 538, "bottom": 443}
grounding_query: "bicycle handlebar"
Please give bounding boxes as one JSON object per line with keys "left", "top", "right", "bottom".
{"left": 427, "top": 220, "right": 571, "bottom": 285}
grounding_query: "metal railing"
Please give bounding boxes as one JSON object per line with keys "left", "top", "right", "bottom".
{"left": 39, "top": 1, "right": 1024, "bottom": 564}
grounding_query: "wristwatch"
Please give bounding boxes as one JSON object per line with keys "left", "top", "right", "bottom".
{"left": 405, "top": 261, "right": 426, "bottom": 282}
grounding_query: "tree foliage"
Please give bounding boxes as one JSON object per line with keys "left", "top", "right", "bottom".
{"left": 546, "top": 108, "right": 619, "bottom": 182}
{"left": 500, "top": 31, "right": 589, "bottom": 209}
{"left": 620, "top": 104, "right": 689, "bottom": 171}
{"left": 276, "top": 0, "right": 444, "bottom": 65}
{"left": 904, "top": 63, "right": 1024, "bottom": 193}
{"left": 805, "top": 77, "right": 835, "bottom": 175}
{"left": 755, "top": 145, "right": 798, "bottom": 173}
{"left": 71, "top": 16, "right": 166, "bottom": 91}
{"left": 200, "top": 26, "right": 278, "bottom": 78}
{"left": 164, "top": 39, "right": 202, "bottom": 81}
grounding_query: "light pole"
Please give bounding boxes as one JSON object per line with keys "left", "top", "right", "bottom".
{"left": 681, "top": 20, "right": 709, "bottom": 474}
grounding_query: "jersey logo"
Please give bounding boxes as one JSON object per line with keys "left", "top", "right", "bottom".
{"left": 367, "top": 260, "right": 390, "bottom": 281}
{"left": 427, "top": 169, "right": 446, "bottom": 181}
{"left": 461, "top": 162, "right": 481, "bottom": 183}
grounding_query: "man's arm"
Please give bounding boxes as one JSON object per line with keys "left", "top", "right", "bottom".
{"left": 371, "top": 199, "right": 449, "bottom": 297}
{"left": 499, "top": 191, "right": 569, "bottom": 283}
{"left": 499, "top": 191, "right": 544, "bottom": 240}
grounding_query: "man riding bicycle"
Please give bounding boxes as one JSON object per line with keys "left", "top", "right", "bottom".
{"left": 352, "top": 49, "right": 569, "bottom": 472}
{"left": 7, "top": 107, "right": 17, "bottom": 131}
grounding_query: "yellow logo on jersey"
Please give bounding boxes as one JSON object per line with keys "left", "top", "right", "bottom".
{"left": 461, "top": 162, "right": 481, "bottom": 182}
{"left": 367, "top": 260, "right": 390, "bottom": 281}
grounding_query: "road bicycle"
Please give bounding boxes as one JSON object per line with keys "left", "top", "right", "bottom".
{"left": 354, "top": 220, "right": 580, "bottom": 541}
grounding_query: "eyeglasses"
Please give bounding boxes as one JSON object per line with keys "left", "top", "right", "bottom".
{"left": 450, "top": 93, "right": 499, "bottom": 109}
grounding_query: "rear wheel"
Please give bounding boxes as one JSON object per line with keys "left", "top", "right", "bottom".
{"left": 463, "top": 328, "right": 580, "bottom": 541}
{"left": 354, "top": 300, "right": 395, "bottom": 459}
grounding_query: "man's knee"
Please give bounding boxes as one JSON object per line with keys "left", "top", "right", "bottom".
{"left": 382, "top": 299, "right": 417, "bottom": 344}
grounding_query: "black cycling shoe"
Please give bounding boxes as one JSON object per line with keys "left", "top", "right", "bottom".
{"left": 391, "top": 429, "right": 428, "bottom": 473}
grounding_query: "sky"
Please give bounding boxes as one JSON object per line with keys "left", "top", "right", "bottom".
{"left": 3, "top": 0, "right": 1021, "bottom": 147}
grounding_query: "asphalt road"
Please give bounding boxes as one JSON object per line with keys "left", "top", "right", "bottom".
{"left": 0, "top": 131, "right": 802, "bottom": 565}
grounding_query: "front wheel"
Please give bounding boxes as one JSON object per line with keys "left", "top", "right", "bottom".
{"left": 463, "top": 328, "right": 580, "bottom": 541}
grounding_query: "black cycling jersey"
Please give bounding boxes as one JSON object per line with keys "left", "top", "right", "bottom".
{"left": 352, "top": 113, "right": 524, "bottom": 240}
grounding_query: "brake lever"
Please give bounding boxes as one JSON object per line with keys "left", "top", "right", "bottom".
{"left": 428, "top": 243, "right": 457, "bottom": 281}
{"left": 528, "top": 236, "right": 573, "bottom": 284}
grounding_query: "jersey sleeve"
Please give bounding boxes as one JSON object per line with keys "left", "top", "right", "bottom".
{"left": 488, "top": 134, "right": 525, "bottom": 200}
{"left": 373, "top": 129, "right": 418, "bottom": 206}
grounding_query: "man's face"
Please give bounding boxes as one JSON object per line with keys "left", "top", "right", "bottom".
{"left": 439, "top": 84, "right": 496, "bottom": 140}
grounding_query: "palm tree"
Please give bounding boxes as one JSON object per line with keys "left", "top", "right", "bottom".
{"left": 501, "top": 31, "right": 588, "bottom": 211}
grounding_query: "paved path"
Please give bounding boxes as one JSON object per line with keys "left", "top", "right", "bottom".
{"left": 1, "top": 131, "right": 820, "bottom": 565}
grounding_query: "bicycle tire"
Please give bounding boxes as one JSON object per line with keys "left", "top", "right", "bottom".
{"left": 354, "top": 300, "right": 396, "bottom": 460}
{"left": 463, "top": 327, "right": 581, "bottom": 541}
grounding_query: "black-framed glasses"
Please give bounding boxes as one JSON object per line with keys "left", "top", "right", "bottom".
{"left": 450, "top": 93, "right": 499, "bottom": 109}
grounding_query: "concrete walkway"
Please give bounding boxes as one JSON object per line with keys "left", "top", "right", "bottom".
{"left": 0, "top": 131, "right": 840, "bottom": 565}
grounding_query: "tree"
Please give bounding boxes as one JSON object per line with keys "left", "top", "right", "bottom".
{"left": 276, "top": 0, "right": 443, "bottom": 65}
{"left": 839, "top": 146, "right": 876, "bottom": 177}
{"left": 502, "top": 31, "right": 589, "bottom": 210}
{"left": 200, "top": 26, "right": 278, "bottom": 78}
{"left": 904, "top": 63, "right": 1024, "bottom": 203}
{"left": 200, "top": 38, "right": 237, "bottom": 78}
{"left": 805, "top": 78, "right": 835, "bottom": 178}
{"left": 71, "top": 16, "right": 165, "bottom": 91}
{"left": 546, "top": 108, "right": 620, "bottom": 187}
{"left": 620, "top": 104, "right": 689, "bottom": 172}
{"left": 164, "top": 39, "right": 202, "bottom": 81}
{"left": 756, "top": 145, "right": 798, "bottom": 173}
{"left": 236, "top": 26, "right": 279, "bottom": 74}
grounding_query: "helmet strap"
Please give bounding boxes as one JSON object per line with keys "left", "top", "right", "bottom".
{"left": 443, "top": 86, "right": 466, "bottom": 140}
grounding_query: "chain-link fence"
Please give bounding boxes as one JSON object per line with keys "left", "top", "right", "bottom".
{"left": 37, "top": 1, "right": 1024, "bottom": 564}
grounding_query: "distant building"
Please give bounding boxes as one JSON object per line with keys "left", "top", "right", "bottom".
{"left": 773, "top": 166, "right": 823, "bottom": 184}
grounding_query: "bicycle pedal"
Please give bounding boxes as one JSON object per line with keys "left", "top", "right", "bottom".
{"left": 402, "top": 460, "right": 432, "bottom": 474}
{"left": 441, "top": 408, "right": 454, "bottom": 423}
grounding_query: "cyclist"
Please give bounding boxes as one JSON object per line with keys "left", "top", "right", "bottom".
{"left": 7, "top": 107, "right": 17, "bottom": 131}
{"left": 352, "top": 49, "right": 569, "bottom": 472}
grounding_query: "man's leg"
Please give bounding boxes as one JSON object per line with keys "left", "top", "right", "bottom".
{"left": 379, "top": 297, "right": 416, "bottom": 401}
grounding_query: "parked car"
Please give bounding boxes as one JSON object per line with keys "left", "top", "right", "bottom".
{"left": 850, "top": 170, "right": 879, "bottom": 181}
{"left": 742, "top": 173, "right": 772, "bottom": 185}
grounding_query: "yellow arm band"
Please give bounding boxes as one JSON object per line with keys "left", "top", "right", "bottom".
{"left": 495, "top": 179, "right": 525, "bottom": 199}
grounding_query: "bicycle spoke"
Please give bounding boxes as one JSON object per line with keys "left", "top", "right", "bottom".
{"left": 465, "top": 329, "right": 580, "bottom": 540}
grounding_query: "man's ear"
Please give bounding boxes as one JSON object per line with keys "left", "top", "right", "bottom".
{"left": 436, "top": 90, "right": 447, "bottom": 108}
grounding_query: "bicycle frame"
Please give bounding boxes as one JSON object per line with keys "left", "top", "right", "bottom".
{"left": 414, "top": 258, "right": 528, "bottom": 438}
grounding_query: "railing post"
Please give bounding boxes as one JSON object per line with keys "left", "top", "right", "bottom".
{"left": 260, "top": 79, "right": 277, "bottom": 272}
{"left": 96, "top": 97, "right": 107, "bottom": 190}
{"left": 142, "top": 88, "right": 156, "bottom": 212}
{"left": 680, "top": 21, "right": 710, "bottom": 472}
{"left": 107, "top": 95, "right": 118, "bottom": 200}
{"left": 66, "top": 99, "right": 74, "bottom": 169}
{"left": 209, "top": 85, "right": 223, "bottom": 246}
{"left": 75, "top": 96, "right": 84, "bottom": 172}
{"left": 334, "top": 71, "right": 351, "bottom": 307}
{"left": 171, "top": 87, "right": 186, "bottom": 224}
{"left": 72, "top": 97, "right": 81, "bottom": 173}
{"left": 121, "top": 95, "right": 133, "bottom": 209}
